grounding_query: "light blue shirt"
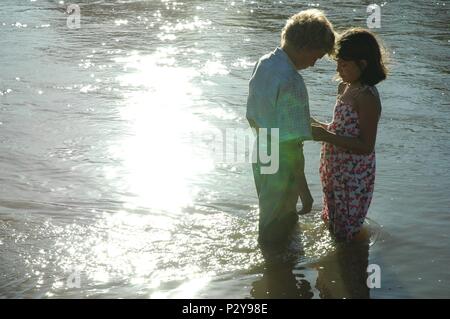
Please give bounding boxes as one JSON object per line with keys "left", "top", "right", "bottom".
{"left": 246, "top": 47, "right": 312, "bottom": 142}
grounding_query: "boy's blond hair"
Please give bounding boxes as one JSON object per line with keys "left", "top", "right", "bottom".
{"left": 281, "top": 9, "right": 336, "bottom": 54}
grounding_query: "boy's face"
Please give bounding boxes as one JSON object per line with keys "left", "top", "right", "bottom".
{"left": 295, "top": 48, "right": 326, "bottom": 70}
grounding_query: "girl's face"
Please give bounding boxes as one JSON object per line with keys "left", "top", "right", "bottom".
{"left": 336, "top": 58, "right": 363, "bottom": 83}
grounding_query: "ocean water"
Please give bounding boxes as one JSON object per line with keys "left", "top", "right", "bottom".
{"left": 0, "top": 0, "right": 449, "bottom": 298}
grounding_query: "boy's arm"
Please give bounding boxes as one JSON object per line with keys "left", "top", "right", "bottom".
{"left": 297, "top": 147, "right": 313, "bottom": 215}
{"left": 276, "top": 78, "right": 313, "bottom": 143}
{"left": 247, "top": 118, "right": 259, "bottom": 130}
{"left": 275, "top": 78, "right": 314, "bottom": 213}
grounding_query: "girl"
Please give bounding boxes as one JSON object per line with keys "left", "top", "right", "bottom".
{"left": 311, "top": 28, "right": 388, "bottom": 241}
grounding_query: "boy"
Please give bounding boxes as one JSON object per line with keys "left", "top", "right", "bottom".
{"left": 246, "top": 9, "right": 336, "bottom": 243}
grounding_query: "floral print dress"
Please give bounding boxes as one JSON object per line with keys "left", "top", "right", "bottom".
{"left": 319, "top": 85, "right": 378, "bottom": 241}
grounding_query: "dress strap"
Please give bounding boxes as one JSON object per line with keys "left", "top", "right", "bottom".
{"left": 360, "top": 85, "right": 378, "bottom": 97}
{"left": 348, "top": 85, "right": 379, "bottom": 101}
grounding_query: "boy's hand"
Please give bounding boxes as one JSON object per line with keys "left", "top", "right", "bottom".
{"left": 297, "top": 197, "right": 314, "bottom": 215}
{"left": 297, "top": 172, "right": 314, "bottom": 215}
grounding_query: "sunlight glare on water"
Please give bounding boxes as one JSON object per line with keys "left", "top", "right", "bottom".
{"left": 110, "top": 50, "right": 215, "bottom": 212}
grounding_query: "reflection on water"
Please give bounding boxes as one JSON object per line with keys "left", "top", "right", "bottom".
{"left": 250, "top": 216, "right": 372, "bottom": 299}
{"left": 251, "top": 225, "right": 314, "bottom": 299}
{"left": 315, "top": 240, "right": 370, "bottom": 299}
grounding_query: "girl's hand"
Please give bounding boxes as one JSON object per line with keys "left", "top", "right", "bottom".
{"left": 310, "top": 116, "right": 320, "bottom": 126}
{"left": 311, "top": 124, "right": 328, "bottom": 142}
{"left": 310, "top": 116, "right": 329, "bottom": 129}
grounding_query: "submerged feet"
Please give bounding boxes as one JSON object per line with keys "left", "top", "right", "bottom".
{"left": 258, "top": 211, "right": 299, "bottom": 244}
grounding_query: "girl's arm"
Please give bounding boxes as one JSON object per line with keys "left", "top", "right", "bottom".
{"left": 312, "top": 90, "right": 381, "bottom": 155}
{"left": 310, "top": 116, "right": 329, "bottom": 129}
